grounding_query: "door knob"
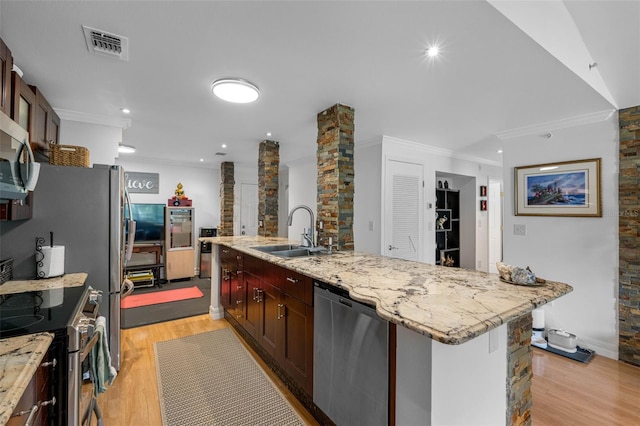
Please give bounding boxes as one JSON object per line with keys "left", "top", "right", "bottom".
{"left": 388, "top": 245, "right": 398, "bottom": 250}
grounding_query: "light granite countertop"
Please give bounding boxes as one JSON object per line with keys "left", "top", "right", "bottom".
{"left": 0, "top": 333, "right": 54, "bottom": 425}
{"left": 202, "top": 236, "right": 573, "bottom": 345}
{"left": 0, "top": 272, "right": 88, "bottom": 296}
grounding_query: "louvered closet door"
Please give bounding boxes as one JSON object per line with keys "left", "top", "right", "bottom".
{"left": 384, "top": 159, "right": 424, "bottom": 261}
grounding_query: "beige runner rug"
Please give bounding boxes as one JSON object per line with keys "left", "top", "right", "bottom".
{"left": 154, "top": 328, "right": 306, "bottom": 426}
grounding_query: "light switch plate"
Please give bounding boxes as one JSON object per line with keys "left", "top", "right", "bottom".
{"left": 513, "top": 224, "right": 527, "bottom": 236}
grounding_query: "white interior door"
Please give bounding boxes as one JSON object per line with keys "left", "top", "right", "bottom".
{"left": 384, "top": 159, "right": 424, "bottom": 261}
{"left": 488, "top": 180, "right": 503, "bottom": 273}
{"left": 240, "top": 183, "right": 258, "bottom": 236}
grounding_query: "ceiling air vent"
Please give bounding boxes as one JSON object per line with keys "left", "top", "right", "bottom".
{"left": 215, "top": 152, "right": 227, "bottom": 156}
{"left": 82, "top": 25, "right": 129, "bottom": 61}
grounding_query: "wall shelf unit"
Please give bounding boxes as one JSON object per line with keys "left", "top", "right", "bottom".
{"left": 435, "top": 188, "right": 460, "bottom": 267}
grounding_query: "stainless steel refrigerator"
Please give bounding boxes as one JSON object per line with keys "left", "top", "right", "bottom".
{"left": 0, "top": 163, "right": 135, "bottom": 371}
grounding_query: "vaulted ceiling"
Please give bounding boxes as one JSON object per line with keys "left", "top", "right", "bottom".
{"left": 1, "top": 1, "right": 637, "bottom": 168}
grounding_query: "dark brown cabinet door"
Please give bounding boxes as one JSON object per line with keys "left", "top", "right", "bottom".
{"left": 0, "top": 38, "right": 12, "bottom": 116}
{"left": 260, "top": 281, "right": 282, "bottom": 360}
{"left": 28, "top": 85, "right": 60, "bottom": 153}
{"left": 11, "top": 72, "right": 35, "bottom": 134}
{"left": 230, "top": 270, "right": 245, "bottom": 324}
{"left": 282, "top": 295, "right": 314, "bottom": 394}
{"left": 32, "top": 87, "right": 50, "bottom": 151}
{"left": 244, "top": 273, "right": 262, "bottom": 340}
{"left": 220, "top": 265, "right": 233, "bottom": 311}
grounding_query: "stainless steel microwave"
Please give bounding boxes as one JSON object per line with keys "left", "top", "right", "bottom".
{"left": 0, "top": 110, "right": 40, "bottom": 200}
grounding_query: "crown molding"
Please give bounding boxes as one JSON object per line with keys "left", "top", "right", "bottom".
{"left": 494, "top": 109, "right": 616, "bottom": 140}
{"left": 54, "top": 108, "right": 132, "bottom": 129}
{"left": 382, "top": 135, "right": 503, "bottom": 167}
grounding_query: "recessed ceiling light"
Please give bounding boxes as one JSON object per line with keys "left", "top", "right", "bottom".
{"left": 266, "top": 132, "right": 272, "bottom": 137}
{"left": 497, "top": 149, "right": 503, "bottom": 154}
{"left": 118, "top": 143, "right": 136, "bottom": 154}
{"left": 221, "top": 144, "right": 227, "bottom": 149}
{"left": 200, "top": 158, "right": 204, "bottom": 162}
{"left": 426, "top": 45, "right": 440, "bottom": 58}
{"left": 211, "top": 78, "right": 260, "bottom": 103}
{"left": 120, "top": 108, "right": 130, "bottom": 114}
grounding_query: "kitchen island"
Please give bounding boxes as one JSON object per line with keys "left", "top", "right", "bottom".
{"left": 203, "top": 236, "right": 573, "bottom": 425}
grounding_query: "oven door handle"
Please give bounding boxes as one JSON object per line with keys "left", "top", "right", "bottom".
{"left": 80, "top": 332, "right": 100, "bottom": 363}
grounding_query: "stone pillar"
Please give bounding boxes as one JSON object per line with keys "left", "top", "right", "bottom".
{"left": 619, "top": 106, "right": 640, "bottom": 366}
{"left": 506, "top": 313, "right": 533, "bottom": 426}
{"left": 316, "top": 103, "right": 355, "bottom": 251}
{"left": 258, "top": 140, "right": 279, "bottom": 237}
{"left": 219, "top": 162, "right": 234, "bottom": 236}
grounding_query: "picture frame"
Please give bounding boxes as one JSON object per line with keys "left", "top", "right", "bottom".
{"left": 514, "top": 158, "right": 601, "bottom": 217}
{"left": 480, "top": 200, "right": 487, "bottom": 211}
{"left": 480, "top": 185, "right": 487, "bottom": 197}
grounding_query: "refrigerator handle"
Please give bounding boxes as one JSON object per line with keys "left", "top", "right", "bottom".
{"left": 121, "top": 278, "right": 135, "bottom": 299}
{"left": 124, "top": 188, "right": 136, "bottom": 263}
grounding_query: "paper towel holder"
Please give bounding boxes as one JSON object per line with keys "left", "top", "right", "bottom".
{"left": 35, "top": 235, "right": 65, "bottom": 279}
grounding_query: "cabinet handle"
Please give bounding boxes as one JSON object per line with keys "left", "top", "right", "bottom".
{"left": 237, "top": 284, "right": 243, "bottom": 290}
{"left": 286, "top": 277, "right": 298, "bottom": 284}
{"left": 277, "top": 303, "right": 285, "bottom": 320}
{"left": 222, "top": 249, "right": 229, "bottom": 254}
{"left": 236, "top": 300, "right": 242, "bottom": 305}
{"left": 12, "top": 405, "right": 38, "bottom": 425}
{"left": 252, "top": 287, "right": 257, "bottom": 301}
{"left": 39, "top": 396, "right": 56, "bottom": 407}
{"left": 257, "top": 289, "right": 263, "bottom": 303}
{"left": 41, "top": 358, "right": 57, "bottom": 368}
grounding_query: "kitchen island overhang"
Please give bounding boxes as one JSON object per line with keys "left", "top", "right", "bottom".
{"left": 202, "top": 236, "right": 573, "bottom": 425}
{"left": 202, "top": 236, "right": 572, "bottom": 344}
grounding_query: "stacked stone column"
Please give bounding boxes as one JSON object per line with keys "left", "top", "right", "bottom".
{"left": 619, "top": 106, "right": 640, "bottom": 366}
{"left": 219, "top": 162, "right": 234, "bottom": 236}
{"left": 507, "top": 313, "right": 533, "bottom": 426}
{"left": 316, "top": 104, "right": 355, "bottom": 251}
{"left": 258, "top": 140, "right": 279, "bottom": 237}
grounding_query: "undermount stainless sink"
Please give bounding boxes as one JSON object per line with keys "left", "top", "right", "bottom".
{"left": 251, "top": 244, "right": 329, "bottom": 258}
{"left": 252, "top": 244, "right": 303, "bottom": 252}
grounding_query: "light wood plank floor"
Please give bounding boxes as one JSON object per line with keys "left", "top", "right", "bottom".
{"left": 532, "top": 347, "right": 640, "bottom": 426}
{"left": 96, "top": 314, "right": 318, "bottom": 425}
{"left": 97, "top": 314, "right": 640, "bottom": 425}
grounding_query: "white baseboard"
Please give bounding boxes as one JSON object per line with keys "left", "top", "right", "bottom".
{"left": 209, "top": 304, "right": 224, "bottom": 320}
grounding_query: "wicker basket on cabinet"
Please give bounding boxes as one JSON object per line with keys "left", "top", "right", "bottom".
{"left": 49, "top": 144, "right": 90, "bottom": 167}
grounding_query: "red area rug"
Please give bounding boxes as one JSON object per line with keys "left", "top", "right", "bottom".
{"left": 121, "top": 286, "right": 204, "bottom": 309}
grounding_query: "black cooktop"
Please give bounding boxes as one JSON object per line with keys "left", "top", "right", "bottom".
{"left": 0, "top": 285, "right": 86, "bottom": 339}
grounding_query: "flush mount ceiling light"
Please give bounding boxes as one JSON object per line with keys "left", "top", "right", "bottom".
{"left": 118, "top": 144, "right": 136, "bottom": 154}
{"left": 211, "top": 78, "right": 260, "bottom": 103}
{"left": 426, "top": 45, "right": 440, "bottom": 58}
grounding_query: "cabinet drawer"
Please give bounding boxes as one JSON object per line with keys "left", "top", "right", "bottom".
{"left": 219, "top": 246, "right": 236, "bottom": 263}
{"left": 282, "top": 269, "right": 313, "bottom": 305}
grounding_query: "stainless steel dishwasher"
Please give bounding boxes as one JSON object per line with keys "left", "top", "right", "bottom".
{"left": 313, "top": 281, "right": 389, "bottom": 426}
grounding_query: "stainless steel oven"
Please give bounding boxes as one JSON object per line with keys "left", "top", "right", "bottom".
{"left": 67, "top": 287, "right": 104, "bottom": 426}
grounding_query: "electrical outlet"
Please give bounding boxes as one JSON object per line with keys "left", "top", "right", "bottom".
{"left": 513, "top": 224, "right": 527, "bottom": 236}
{"left": 368, "top": 220, "right": 374, "bottom": 232}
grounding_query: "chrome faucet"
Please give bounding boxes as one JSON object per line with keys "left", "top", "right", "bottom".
{"left": 287, "top": 205, "right": 315, "bottom": 247}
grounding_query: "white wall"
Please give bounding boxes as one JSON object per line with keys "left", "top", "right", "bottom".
{"left": 502, "top": 115, "right": 619, "bottom": 358}
{"left": 286, "top": 157, "right": 317, "bottom": 243}
{"left": 116, "top": 157, "right": 220, "bottom": 274}
{"left": 59, "top": 120, "right": 121, "bottom": 166}
{"left": 354, "top": 139, "right": 383, "bottom": 254}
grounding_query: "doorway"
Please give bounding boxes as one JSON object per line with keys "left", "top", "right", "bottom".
{"left": 240, "top": 183, "right": 258, "bottom": 236}
{"left": 383, "top": 159, "right": 424, "bottom": 261}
